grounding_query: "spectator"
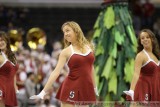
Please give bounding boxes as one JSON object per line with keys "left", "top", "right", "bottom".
{"left": 141, "top": 0, "right": 155, "bottom": 29}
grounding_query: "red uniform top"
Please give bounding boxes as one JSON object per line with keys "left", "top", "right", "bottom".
{"left": 0, "top": 52, "right": 18, "bottom": 106}
{"left": 56, "top": 45, "right": 96, "bottom": 105}
{"left": 134, "top": 49, "right": 159, "bottom": 101}
{"left": 157, "top": 60, "right": 160, "bottom": 101}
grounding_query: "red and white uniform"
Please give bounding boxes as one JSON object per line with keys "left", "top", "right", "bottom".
{"left": 157, "top": 56, "right": 160, "bottom": 101}
{"left": 0, "top": 52, "right": 18, "bottom": 106}
{"left": 134, "top": 49, "right": 159, "bottom": 101}
{"left": 56, "top": 45, "right": 96, "bottom": 105}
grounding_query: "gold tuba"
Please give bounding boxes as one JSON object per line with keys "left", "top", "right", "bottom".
{"left": 8, "top": 29, "right": 22, "bottom": 52}
{"left": 26, "top": 27, "right": 46, "bottom": 50}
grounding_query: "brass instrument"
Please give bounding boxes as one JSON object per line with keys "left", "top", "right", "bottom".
{"left": 26, "top": 27, "right": 46, "bottom": 49}
{"left": 8, "top": 29, "right": 22, "bottom": 52}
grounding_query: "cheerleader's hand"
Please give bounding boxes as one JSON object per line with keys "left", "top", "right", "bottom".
{"left": 16, "top": 90, "right": 20, "bottom": 94}
{"left": 29, "top": 90, "right": 46, "bottom": 100}
{"left": 123, "top": 90, "right": 134, "bottom": 100}
{"left": 94, "top": 87, "right": 99, "bottom": 96}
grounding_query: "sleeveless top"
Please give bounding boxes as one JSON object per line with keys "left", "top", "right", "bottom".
{"left": 156, "top": 54, "right": 160, "bottom": 101}
{"left": 0, "top": 52, "right": 18, "bottom": 106}
{"left": 134, "top": 49, "right": 159, "bottom": 101}
{"left": 56, "top": 45, "right": 96, "bottom": 105}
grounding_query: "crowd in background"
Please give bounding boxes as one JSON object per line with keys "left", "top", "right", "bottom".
{"left": 131, "top": 0, "right": 155, "bottom": 32}
{"left": 131, "top": 0, "right": 160, "bottom": 46}
{"left": 15, "top": 41, "right": 68, "bottom": 107}
{"left": 0, "top": 4, "right": 29, "bottom": 30}
{"left": 0, "top": 0, "right": 160, "bottom": 45}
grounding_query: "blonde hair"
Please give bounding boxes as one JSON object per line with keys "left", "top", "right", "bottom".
{"left": 62, "top": 21, "right": 94, "bottom": 52}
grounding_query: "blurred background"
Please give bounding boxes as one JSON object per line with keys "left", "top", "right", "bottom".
{"left": 0, "top": 0, "right": 160, "bottom": 107}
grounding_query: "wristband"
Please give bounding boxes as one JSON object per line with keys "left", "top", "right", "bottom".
{"left": 94, "top": 87, "right": 99, "bottom": 96}
{"left": 37, "top": 90, "right": 46, "bottom": 99}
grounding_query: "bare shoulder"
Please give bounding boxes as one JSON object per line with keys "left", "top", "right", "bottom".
{"left": 60, "top": 46, "right": 71, "bottom": 58}
{"left": 135, "top": 51, "right": 145, "bottom": 61}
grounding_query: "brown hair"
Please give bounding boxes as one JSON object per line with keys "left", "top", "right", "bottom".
{"left": 137, "top": 29, "right": 160, "bottom": 59}
{"left": 0, "top": 31, "right": 16, "bottom": 64}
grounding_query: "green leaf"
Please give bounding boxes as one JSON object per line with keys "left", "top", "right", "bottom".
{"left": 117, "top": 79, "right": 128, "bottom": 99}
{"left": 126, "top": 25, "right": 137, "bottom": 47}
{"left": 100, "top": 77, "right": 108, "bottom": 99}
{"left": 116, "top": 50, "right": 125, "bottom": 77}
{"left": 132, "top": 44, "right": 137, "bottom": 53}
{"left": 123, "top": 38, "right": 135, "bottom": 58}
{"left": 124, "top": 58, "right": 134, "bottom": 83}
{"left": 104, "top": 6, "right": 115, "bottom": 29}
{"left": 109, "top": 42, "right": 117, "bottom": 59}
{"left": 108, "top": 70, "right": 117, "bottom": 94}
{"left": 98, "top": 80, "right": 104, "bottom": 98}
{"left": 119, "top": 6, "right": 129, "bottom": 26}
{"left": 95, "top": 42, "right": 104, "bottom": 56}
{"left": 112, "top": 23, "right": 124, "bottom": 45}
{"left": 102, "top": 56, "right": 114, "bottom": 79}
{"left": 123, "top": 6, "right": 133, "bottom": 25}
{"left": 96, "top": 55, "right": 108, "bottom": 75}
{"left": 115, "top": 30, "right": 123, "bottom": 45}
{"left": 105, "top": 93, "right": 112, "bottom": 101}
{"left": 96, "top": 54, "right": 107, "bottom": 76}
{"left": 101, "top": 28, "right": 110, "bottom": 54}
{"left": 93, "top": 28, "right": 101, "bottom": 38}
{"left": 95, "top": 66, "right": 100, "bottom": 86}
{"left": 105, "top": 30, "right": 114, "bottom": 54}
{"left": 94, "top": 12, "right": 103, "bottom": 29}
